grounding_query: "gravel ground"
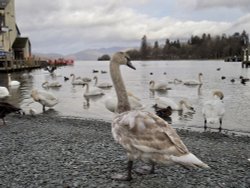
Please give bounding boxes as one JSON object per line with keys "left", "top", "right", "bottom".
{"left": 0, "top": 113, "right": 249, "bottom": 188}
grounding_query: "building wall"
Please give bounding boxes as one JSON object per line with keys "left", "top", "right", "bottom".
{"left": 4, "top": 0, "right": 17, "bottom": 52}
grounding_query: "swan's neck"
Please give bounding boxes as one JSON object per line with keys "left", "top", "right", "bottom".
{"left": 150, "top": 81, "right": 155, "bottom": 89}
{"left": 198, "top": 75, "right": 202, "bottom": 84}
{"left": 84, "top": 83, "right": 89, "bottom": 93}
{"left": 71, "top": 75, "right": 75, "bottom": 82}
{"left": 94, "top": 77, "right": 98, "bottom": 85}
{"left": 8, "top": 75, "right": 11, "bottom": 83}
{"left": 110, "top": 62, "right": 130, "bottom": 113}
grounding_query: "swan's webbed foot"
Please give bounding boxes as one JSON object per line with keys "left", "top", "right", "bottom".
{"left": 111, "top": 174, "right": 132, "bottom": 181}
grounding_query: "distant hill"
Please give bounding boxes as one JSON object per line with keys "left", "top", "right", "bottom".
{"left": 34, "top": 47, "right": 133, "bottom": 60}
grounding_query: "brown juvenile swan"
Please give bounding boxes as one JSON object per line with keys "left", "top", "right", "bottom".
{"left": 110, "top": 52, "right": 209, "bottom": 181}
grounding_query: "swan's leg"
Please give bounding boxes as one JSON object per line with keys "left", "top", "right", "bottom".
{"left": 219, "top": 118, "right": 222, "bottom": 132}
{"left": 111, "top": 160, "right": 133, "bottom": 181}
{"left": 135, "top": 163, "right": 155, "bottom": 175}
{"left": 42, "top": 105, "right": 46, "bottom": 112}
{"left": 1, "top": 118, "right": 6, "bottom": 126}
{"left": 204, "top": 119, "right": 207, "bottom": 131}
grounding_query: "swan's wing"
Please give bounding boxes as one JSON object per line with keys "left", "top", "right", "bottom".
{"left": 202, "top": 100, "right": 225, "bottom": 122}
{"left": 112, "top": 110, "right": 189, "bottom": 155}
{"left": 37, "top": 90, "right": 58, "bottom": 101}
{"left": 156, "top": 82, "right": 167, "bottom": 89}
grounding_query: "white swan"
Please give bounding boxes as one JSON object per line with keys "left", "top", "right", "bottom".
{"left": 149, "top": 80, "right": 170, "bottom": 91}
{"left": 154, "top": 97, "right": 194, "bottom": 111}
{"left": 110, "top": 52, "right": 209, "bottom": 181}
{"left": 183, "top": 73, "right": 203, "bottom": 86}
{"left": 70, "top": 74, "right": 85, "bottom": 85}
{"left": 8, "top": 74, "right": 20, "bottom": 86}
{"left": 93, "top": 76, "right": 112, "bottom": 89}
{"left": 168, "top": 78, "right": 182, "bottom": 84}
{"left": 105, "top": 92, "right": 143, "bottom": 113}
{"left": 82, "top": 83, "right": 104, "bottom": 97}
{"left": 42, "top": 81, "right": 62, "bottom": 88}
{"left": 30, "top": 89, "right": 59, "bottom": 112}
{"left": 0, "top": 86, "right": 10, "bottom": 98}
{"left": 202, "top": 91, "right": 225, "bottom": 132}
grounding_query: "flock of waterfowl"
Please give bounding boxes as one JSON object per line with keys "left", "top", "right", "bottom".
{"left": 0, "top": 52, "right": 250, "bottom": 181}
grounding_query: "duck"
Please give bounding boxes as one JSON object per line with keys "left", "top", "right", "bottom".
{"left": 93, "top": 76, "right": 112, "bottom": 89}
{"left": 110, "top": 52, "right": 209, "bottom": 181}
{"left": 104, "top": 91, "right": 144, "bottom": 113}
{"left": 0, "top": 102, "right": 24, "bottom": 125}
{"left": 64, "top": 76, "right": 69, "bottom": 81}
{"left": 82, "top": 83, "right": 104, "bottom": 97}
{"left": 149, "top": 80, "right": 170, "bottom": 91}
{"left": 154, "top": 97, "right": 195, "bottom": 112}
{"left": 30, "top": 89, "right": 59, "bottom": 112}
{"left": 8, "top": 73, "right": 20, "bottom": 86}
{"left": 202, "top": 90, "right": 225, "bottom": 132}
{"left": 183, "top": 73, "right": 203, "bottom": 86}
{"left": 0, "top": 86, "right": 10, "bottom": 99}
{"left": 42, "top": 81, "right": 62, "bottom": 88}
{"left": 70, "top": 74, "right": 85, "bottom": 85}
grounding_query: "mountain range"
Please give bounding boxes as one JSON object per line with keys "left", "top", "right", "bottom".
{"left": 34, "top": 46, "right": 133, "bottom": 60}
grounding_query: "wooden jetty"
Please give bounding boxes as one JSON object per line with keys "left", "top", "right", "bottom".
{"left": 0, "top": 57, "right": 74, "bottom": 73}
{"left": 0, "top": 57, "right": 45, "bottom": 73}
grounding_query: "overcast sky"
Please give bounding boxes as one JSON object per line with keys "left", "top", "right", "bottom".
{"left": 15, "top": 0, "right": 250, "bottom": 55}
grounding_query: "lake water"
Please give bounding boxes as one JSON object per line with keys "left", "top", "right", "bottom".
{"left": 1, "top": 60, "right": 250, "bottom": 135}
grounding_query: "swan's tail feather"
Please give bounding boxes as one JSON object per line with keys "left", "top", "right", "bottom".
{"left": 171, "top": 153, "right": 210, "bottom": 169}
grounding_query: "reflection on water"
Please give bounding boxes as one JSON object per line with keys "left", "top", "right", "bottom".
{"left": 0, "top": 60, "right": 250, "bottom": 135}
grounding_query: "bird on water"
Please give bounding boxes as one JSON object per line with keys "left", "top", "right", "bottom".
{"left": 109, "top": 52, "right": 209, "bottom": 181}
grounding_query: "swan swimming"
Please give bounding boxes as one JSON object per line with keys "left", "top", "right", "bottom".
{"left": 202, "top": 90, "right": 225, "bottom": 132}
{"left": 110, "top": 52, "right": 209, "bottom": 181}
{"left": 82, "top": 82, "right": 104, "bottom": 97}
{"left": 8, "top": 74, "right": 20, "bottom": 86}
{"left": 0, "top": 86, "right": 10, "bottom": 99}
{"left": 149, "top": 80, "right": 170, "bottom": 91}
{"left": 70, "top": 74, "right": 85, "bottom": 85}
{"left": 104, "top": 91, "right": 143, "bottom": 113}
{"left": 30, "top": 89, "right": 59, "bottom": 112}
{"left": 93, "top": 76, "right": 112, "bottom": 89}
{"left": 42, "top": 81, "right": 62, "bottom": 88}
{"left": 183, "top": 73, "right": 203, "bottom": 86}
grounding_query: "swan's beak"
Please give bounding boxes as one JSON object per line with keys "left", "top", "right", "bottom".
{"left": 127, "top": 61, "right": 136, "bottom": 70}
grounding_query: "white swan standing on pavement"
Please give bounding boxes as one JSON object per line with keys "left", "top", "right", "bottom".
{"left": 30, "top": 89, "right": 59, "bottom": 112}
{"left": 82, "top": 82, "right": 104, "bottom": 97}
{"left": 8, "top": 73, "right": 20, "bottom": 86}
{"left": 110, "top": 52, "right": 209, "bottom": 181}
{"left": 154, "top": 97, "right": 194, "bottom": 111}
{"left": 93, "top": 76, "right": 112, "bottom": 89}
{"left": 0, "top": 86, "right": 10, "bottom": 98}
{"left": 202, "top": 90, "right": 225, "bottom": 132}
{"left": 183, "top": 73, "right": 203, "bottom": 86}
